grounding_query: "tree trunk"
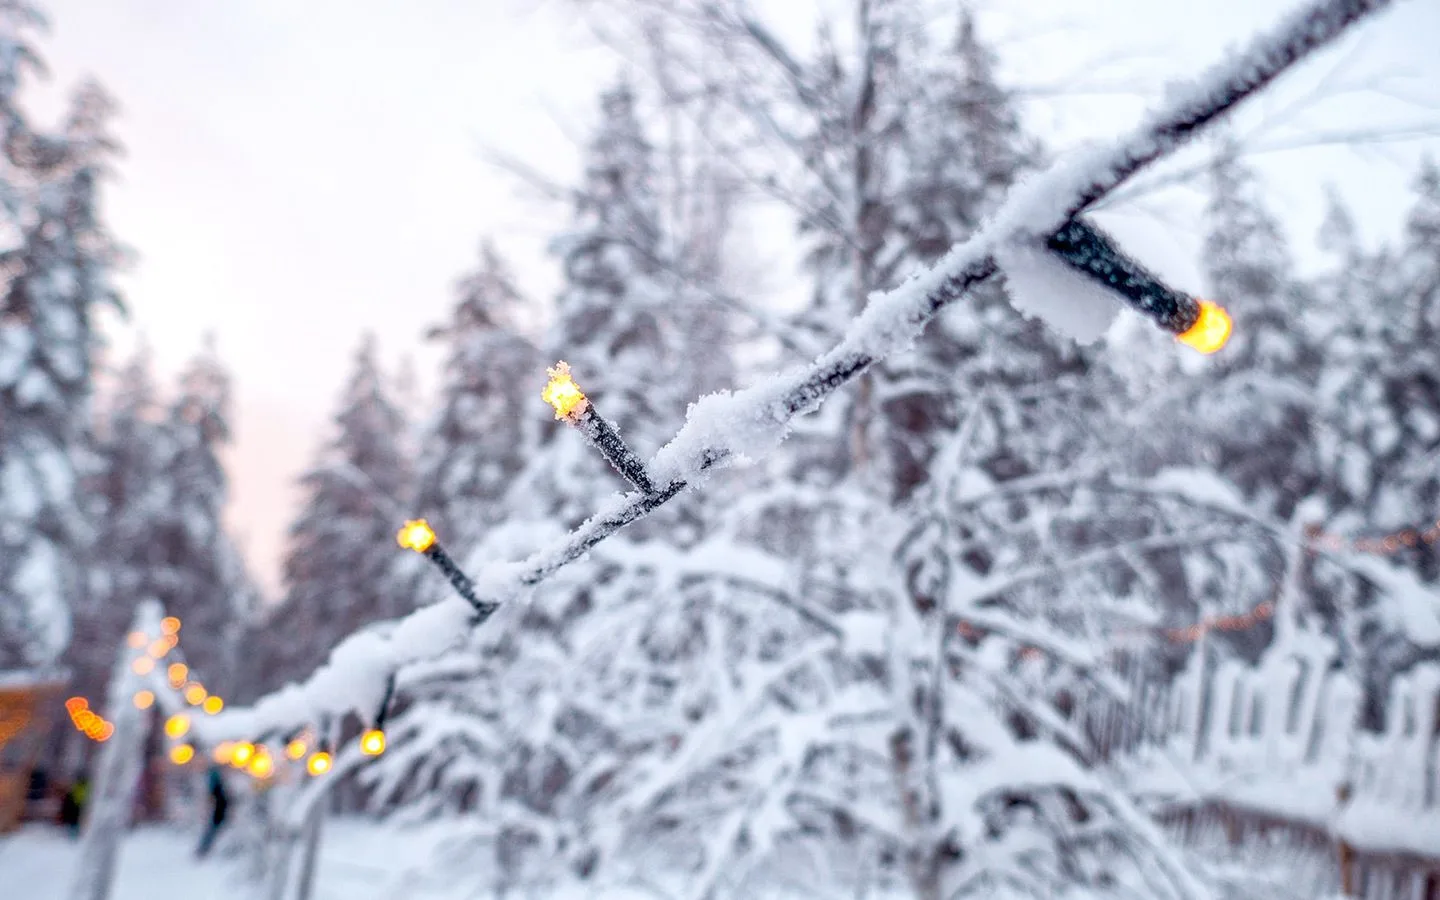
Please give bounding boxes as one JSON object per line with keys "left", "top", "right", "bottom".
{"left": 68, "top": 601, "right": 162, "bottom": 900}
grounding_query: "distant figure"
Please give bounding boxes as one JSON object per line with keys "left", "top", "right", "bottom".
{"left": 195, "top": 765, "right": 230, "bottom": 859}
{"left": 59, "top": 774, "right": 88, "bottom": 836}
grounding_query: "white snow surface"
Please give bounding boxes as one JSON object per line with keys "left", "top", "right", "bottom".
{"left": 0, "top": 820, "right": 573, "bottom": 900}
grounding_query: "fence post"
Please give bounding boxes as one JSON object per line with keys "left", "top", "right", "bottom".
{"left": 68, "top": 601, "right": 162, "bottom": 900}
{"left": 1336, "top": 781, "right": 1356, "bottom": 898}
{"left": 293, "top": 795, "right": 326, "bottom": 900}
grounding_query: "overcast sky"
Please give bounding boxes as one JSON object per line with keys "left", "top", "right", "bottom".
{"left": 30, "top": 0, "right": 1440, "bottom": 597}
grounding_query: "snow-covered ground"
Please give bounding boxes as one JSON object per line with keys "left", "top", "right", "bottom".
{"left": 0, "top": 819, "right": 473, "bottom": 900}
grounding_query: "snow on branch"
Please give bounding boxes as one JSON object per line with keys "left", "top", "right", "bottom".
{"left": 203, "top": 0, "right": 1396, "bottom": 744}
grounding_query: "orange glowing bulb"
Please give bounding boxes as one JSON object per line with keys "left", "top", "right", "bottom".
{"left": 169, "top": 744, "right": 195, "bottom": 765}
{"left": 164, "top": 713, "right": 191, "bottom": 739}
{"left": 1176, "top": 300, "right": 1232, "bottom": 354}
{"left": 285, "top": 738, "right": 308, "bottom": 760}
{"left": 160, "top": 616, "right": 181, "bottom": 635}
{"left": 542, "top": 361, "right": 588, "bottom": 421}
{"left": 202, "top": 695, "right": 224, "bottom": 715}
{"left": 133, "top": 690, "right": 155, "bottom": 710}
{"left": 184, "top": 683, "right": 207, "bottom": 706}
{"left": 132, "top": 657, "right": 155, "bottom": 675}
{"left": 168, "top": 662, "right": 189, "bottom": 686}
{"left": 247, "top": 751, "right": 274, "bottom": 779}
{"left": 147, "top": 638, "right": 170, "bottom": 659}
{"left": 96, "top": 722, "right": 114, "bottom": 741}
{"left": 65, "top": 697, "right": 88, "bottom": 714}
{"left": 396, "top": 519, "right": 436, "bottom": 553}
{"left": 306, "top": 752, "right": 333, "bottom": 776}
{"left": 213, "top": 742, "right": 236, "bottom": 765}
{"left": 359, "top": 729, "right": 386, "bottom": 757}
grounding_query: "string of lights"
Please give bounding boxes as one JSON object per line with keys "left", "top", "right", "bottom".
{"left": 69, "top": 612, "right": 367, "bottom": 783}
{"left": 957, "top": 596, "right": 1280, "bottom": 663}
{"left": 1304, "top": 520, "right": 1440, "bottom": 555}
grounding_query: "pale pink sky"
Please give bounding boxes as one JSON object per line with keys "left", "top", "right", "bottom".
{"left": 30, "top": 0, "right": 1440, "bottom": 598}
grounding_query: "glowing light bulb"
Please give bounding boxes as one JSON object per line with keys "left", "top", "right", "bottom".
{"left": 213, "top": 742, "right": 235, "bottom": 765}
{"left": 306, "top": 752, "right": 333, "bottom": 776}
{"left": 164, "top": 713, "right": 191, "bottom": 739}
{"left": 247, "top": 751, "right": 274, "bottom": 779}
{"left": 202, "top": 695, "right": 224, "bottom": 715}
{"left": 285, "top": 738, "right": 308, "bottom": 760}
{"left": 231, "top": 742, "right": 255, "bottom": 767}
{"left": 396, "top": 519, "right": 436, "bottom": 553}
{"left": 160, "top": 616, "right": 181, "bottom": 635}
{"left": 65, "top": 697, "right": 88, "bottom": 714}
{"left": 184, "top": 683, "right": 207, "bottom": 706}
{"left": 133, "top": 690, "right": 155, "bottom": 710}
{"left": 359, "top": 729, "right": 386, "bottom": 757}
{"left": 168, "top": 662, "right": 189, "bottom": 686}
{"left": 542, "top": 361, "right": 588, "bottom": 420}
{"left": 132, "top": 657, "right": 155, "bottom": 675}
{"left": 169, "top": 744, "right": 195, "bottom": 765}
{"left": 147, "top": 638, "right": 170, "bottom": 659}
{"left": 1176, "top": 300, "right": 1232, "bottom": 354}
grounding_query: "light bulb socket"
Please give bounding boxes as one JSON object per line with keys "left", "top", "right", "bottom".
{"left": 1045, "top": 218, "right": 1200, "bottom": 334}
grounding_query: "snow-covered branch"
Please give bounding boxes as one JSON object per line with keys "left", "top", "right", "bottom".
{"left": 202, "top": 0, "right": 1396, "bottom": 744}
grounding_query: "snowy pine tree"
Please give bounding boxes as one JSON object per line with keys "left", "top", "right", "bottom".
{"left": 411, "top": 242, "right": 538, "bottom": 555}
{"left": 252, "top": 333, "right": 413, "bottom": 695}
{"left": 0, "top": 23, "right": 123, "bottom": 669}
{"left": 151, "top": 337, "right": 254, "bottom": 691}
{"left": 1186, "top": 142, "right": 1324, "bottom": 513}
{"left": 68, "top": 344, "right": 165, "bottom": 724}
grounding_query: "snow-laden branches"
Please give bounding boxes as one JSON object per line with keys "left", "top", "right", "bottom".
{"left": 203, "top": 0, "right": 1396, "bottom": 744}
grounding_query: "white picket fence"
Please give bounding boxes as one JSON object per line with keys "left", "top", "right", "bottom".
{"left": 1093, "top": 629, "right": 1440, "bottom": 898}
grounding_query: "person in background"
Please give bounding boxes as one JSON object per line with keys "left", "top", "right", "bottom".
{"left": 195, "top": 763, "right": 230, "bottom": 858}
{"left": 58, "top": 773, "right": 88, "bottom": 836}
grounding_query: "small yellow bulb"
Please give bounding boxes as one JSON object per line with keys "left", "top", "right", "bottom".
{"left": 160, "top": 616, "right": 181, "bottom": 635}
{"left": 184, "top": 683, "right": 207, "bottom": 706}
{"left": 396, "top": 519, "right": 437, "bottom": 553}
{"left": 542, "top": 361, "right": 588, "bottom": 421}
{"left": 285, "top": 738, "right": 308, "bottom": 760}
{"left": 169, "top": 744, "right": 195, "bottom": 765}
{"left": 202, "top": 695, "right": 224, "bottom": 715}
{"left": 306, "top": 752, "right": 333, "bottom": 776}
{"left": 247, "top": 751, "right": 274, "bottom": 779}
{"left": 213, "top": 741, "right": 236, "bottom": 765}
{"left": 132, "top": 657, "right": 155, "bottom": 675}
{"left": 231, "top": 742, "right": 255, "bottom": 767}
{"left": 164, "top": 713, "right": 191, "bottom": 739}
{"left": 133, "top": 690, "right": 155, "bottom": 710}
{"left": 1176, "top": 299, "right": 1233, "bottom": 354}
{"left": 359, "top": 729, "right": 386, "bottom": 757}
{"left": 167, "top": 662, "right": 189, "bottom": 686}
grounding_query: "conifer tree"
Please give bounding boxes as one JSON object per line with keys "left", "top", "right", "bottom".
{"left": 0, "top": 18, "right": 123, "bottom": 668}
{"left": 153, "top": 337, "right": 253, "bottom": 691}
{"left": 254, "top": 334, "right": 412, "bottom": 694}
{"left": 1186, "top": 142, "right": 1323, "bottom": 513}
{"left": 412, "top": 242, "right": 537, "bottom": 552}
